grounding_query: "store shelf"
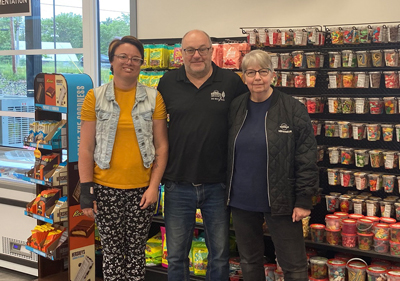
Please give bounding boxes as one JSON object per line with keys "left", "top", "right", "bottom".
{"left": 24, "top": 210, "right": 54, "bottom": 224}
{"left": 303, "top": 239, "right": 400, "bottom": 262}
{"left": 26, "top": 142, "right": 63, "bottom": 150}
{"left": 25, "top": 246, "right": 56, "bottom": 261}
{"left": 35, "top": 104, "right": 67, "bottom": 113}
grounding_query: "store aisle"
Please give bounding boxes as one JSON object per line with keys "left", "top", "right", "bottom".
{"left": 0, "top": 267, "right": 35, "bottom": 280}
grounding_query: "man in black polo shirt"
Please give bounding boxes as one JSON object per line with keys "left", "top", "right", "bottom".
{"left": 157, "top": 29, "right": 248, "bottom": 281}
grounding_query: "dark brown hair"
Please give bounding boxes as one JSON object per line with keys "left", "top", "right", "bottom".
{"left": 108, "top": 35, "right": 144, "bottom": 74}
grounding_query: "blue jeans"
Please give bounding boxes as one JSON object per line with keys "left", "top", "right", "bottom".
{"left": 164, "top": 181, "right": 230, "bottom": 281}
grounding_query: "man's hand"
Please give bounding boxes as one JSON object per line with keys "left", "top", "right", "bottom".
{"left": 140, "top": 187, "right": 158, "bottom": 209}
{"left": 292, "top": 207, "right": 311, "bottom": 222}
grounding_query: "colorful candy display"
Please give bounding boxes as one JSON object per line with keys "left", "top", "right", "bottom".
{"left": 327, "top": 259, "right": 346, "bottom": 281}
{"left": 310, "top": 256, "right": 328, "bottom": 279}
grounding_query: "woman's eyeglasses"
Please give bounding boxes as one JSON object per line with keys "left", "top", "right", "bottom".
{"left": 245, "top": 69, "right": 272, "bottom": 77}
{"left": 114, "top": 54, "right": 144, "bottom": 66}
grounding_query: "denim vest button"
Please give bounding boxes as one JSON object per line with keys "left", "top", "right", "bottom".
{"left": 141, "top": 142, "right": 145, "bottom": 146}
{"left": 135, "top": 116, "right": 139, "bottom": 120}
{"left": 144, "top": 153, "right": 147, "bottom": 157}
{"left": 138, "top": 129, "right": 142, "bottom": 133}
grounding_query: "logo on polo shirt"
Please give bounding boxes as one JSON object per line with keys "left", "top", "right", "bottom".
{"left": 278, "top": 123, "right": 292, "bottom": 133}
{"left": 210, "top": 90, "right": 225, "bottom": 102}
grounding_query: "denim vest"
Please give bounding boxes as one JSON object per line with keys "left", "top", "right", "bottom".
{"left": 93, "top": 80, "right": 157, "bottom": 169}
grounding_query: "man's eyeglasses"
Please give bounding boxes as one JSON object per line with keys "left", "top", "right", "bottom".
{"left": 245, "top": 69, "right": 272, "bottom": 77}
{"left": 114, "top": 54, "right": 143, "bottom": 66}
{"left": 183, "top": 47, "right": 212, "bottom": 56}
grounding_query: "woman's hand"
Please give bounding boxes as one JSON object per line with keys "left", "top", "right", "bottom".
{"left": 82, "top": 201, "right": 97, "bottom": 219}
{"left": 292, "top": 207, "right": 311, "bottom": 222}
{"left": 140, "top": 187, "right": 158, "bottom": 209}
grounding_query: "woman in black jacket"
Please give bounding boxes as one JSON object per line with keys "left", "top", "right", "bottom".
{"left": 227, "top": 50, "right": 319, "bottom": 281}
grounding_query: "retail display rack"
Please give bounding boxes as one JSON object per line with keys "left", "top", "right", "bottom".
{"left": 20, "top": 73, "right": 94, "bottom": 280}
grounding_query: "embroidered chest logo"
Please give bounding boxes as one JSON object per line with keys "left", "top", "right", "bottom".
{"left": 278, "top": 123, "right": 292, "bottom": 133}
{"left": 210, "top": 90, "right": 225, "bottom": 102}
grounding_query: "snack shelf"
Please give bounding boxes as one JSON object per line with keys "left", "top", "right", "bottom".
{"left": 303, "top": 238, "right": 400, "bottom": 262}
{"left": 14, "top": 174, "right": 50, "bottom": 186}
{"left": 35, "top": 104, "right": 67, "bottom": 113}
{"left": 25, "top": 245, "right": 56, "bottom": 261}
{"left": 24, "top": 210, "right": 54, "bottom": 224}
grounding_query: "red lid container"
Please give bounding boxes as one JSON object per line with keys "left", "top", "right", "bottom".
{"left": 381, "top": 217, "right": 397, "bottom": 224}
{"left": 349, "top": 214, "right": 364, "bottom": 220}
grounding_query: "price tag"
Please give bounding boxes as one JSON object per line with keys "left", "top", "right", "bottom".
{"left": 281, "top": 32, "right": 286, "bottom": 45}
{"left": 281, "top": 73, "right": 287, "bottom": 87}
{"left": 357, "top": 73, "right": 366, "bottom": 88}
{"left": 329, "top": 75, "right": 337, "bottom": 89}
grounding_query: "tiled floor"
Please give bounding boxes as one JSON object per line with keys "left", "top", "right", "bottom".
{"left": 0, "top": 267, "right": 36, "bottom": 281}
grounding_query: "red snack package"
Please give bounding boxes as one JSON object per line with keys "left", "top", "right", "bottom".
{"left": 222, "top": 43, "right": 241, "bottom": 69}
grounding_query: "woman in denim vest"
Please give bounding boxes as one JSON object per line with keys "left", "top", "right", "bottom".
{"left": 78, "top": 36, "right": 168, "bottom": 281}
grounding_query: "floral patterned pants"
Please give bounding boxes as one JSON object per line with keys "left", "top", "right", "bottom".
{"left": 94, "top": 184, "right": 154, "bottom": 281}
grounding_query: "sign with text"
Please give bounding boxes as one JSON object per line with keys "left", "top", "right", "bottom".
{"left": 0, "top": 0, "right": 31, "bottom": 17}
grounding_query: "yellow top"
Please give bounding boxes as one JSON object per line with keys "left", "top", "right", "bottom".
{"left": 81, "top": 86, "right": 167, "bottom": 189}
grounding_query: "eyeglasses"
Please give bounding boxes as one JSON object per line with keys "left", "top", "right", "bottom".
{"left": 245, "top": 69, "right": 272, "bottom": 77}
{"left": 183, "top": 47, "right": 212, "bottom": 56}
{"left": 114, "top": 54, "right": 143, "bottom": 66}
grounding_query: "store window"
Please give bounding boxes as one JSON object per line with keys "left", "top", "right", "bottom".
{"left": 98, "top": 0, "right": 130, "bottom": 85}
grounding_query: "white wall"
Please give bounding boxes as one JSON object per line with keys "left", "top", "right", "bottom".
{"left": 137, "top": 0, "right": 400, "bottom": 39}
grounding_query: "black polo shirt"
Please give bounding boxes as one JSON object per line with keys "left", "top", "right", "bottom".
{"left": 158, "top": 62, "right": 248, "bottom": 183}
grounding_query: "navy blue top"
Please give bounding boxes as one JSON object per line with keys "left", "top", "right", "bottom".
{"left": 229, "top": 94, "right": 273, "bottom": 212}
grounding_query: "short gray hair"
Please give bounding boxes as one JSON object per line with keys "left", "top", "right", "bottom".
{"left": 241, "top": 49, "right": 273, "bottom": 74}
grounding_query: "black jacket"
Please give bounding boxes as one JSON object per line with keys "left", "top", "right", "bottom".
{"left": 226, "top": 88, "right": 319, "bottom": 215}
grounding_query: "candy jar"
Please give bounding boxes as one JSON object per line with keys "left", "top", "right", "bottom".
{"left": 354, "top": 172, "right": 368, "bottom": 190}
{"left": 342, "top": 219, "right": 357, "bottom": 234}
{"left": 390, "top": 242, "right": 400, "bottom": 256}
{"left": 373, "top": 223, "right": 390, "bottom": 240}
{"left": 373, "top": 238, "right": 390, "bottom": 253}
{"left": 306, "top": 71, "right": 317, "bottom": 87}
{"left": 384, "top": 49, "right": 399, "bottom": 67}
{"left": 352, "top": 123, "right": 366, "bottom": 140}
{"left": 327, "top": 168, "right": 340, "bottom": 186}
{"left": 342, "top": 233, "right": 357, "bottom": 248}
{"left": 381, "top": 124, "right": 394, "bottom": 141}
{"left": 330, "top": 28, "right": 344, "bottom": 44}
{"left": 383, "top": 175, "right": 396, "bottom": 193}
{"left": 340, "top": 148, "right": 354, "bottom": 165}
{"left": 368, "top": 173, "right": 382, "bottom": 191}
{"left": 390, "top": 223, "right": 400, "bottom": 242}
{"left": 338, "top": 121, "right": 352, "bottom": 139}
{"left": 342, "top": 50, "right": 357, "bottom": 67}
{"left": 325, "top": 122, "right": 338, "bottom": 138}
{"left": 383, "top": 97, "right": 398, "bottom": 114}
{"left": 328, "top": 147, "right": 341, "bottom": 164}
{"left": 380, "top": 200, "right": 394, "bottom": 218}
{"left": 354, "top": 149, "right": 369, "bottom": 167}
{"left": 342, "top": 72, "right": 355, "bottom": 88}
{"left": 348, "top": 213, "right": 364, "bottom": 220}
{"left": 326, "top": 194, "right": 339, "bottom": 211}
{"left": 294, "top": 72, "right": 307, "bottom": 88}
{"left": 358, "top": 232, "right": 374, "bottom": 250}
{"left": 292, "top": 50, "right": 306, "bottom": 68}
{"left": 369, "top": 150, "right": 384, "bottom": 168}
{"left": 325, "top": 214, "right": 341, "bottom": 231}
{"left": 354, "top": 71, "right": 369, "bottom": 88}
{"left": 384, "top": 71, "right": 400, "bottom": 88}
{"left": 346, "top": 261, "right": 367, "bottom": 281}
{"left": 317, "top": 145, "right": 325, "bottom": 162}
{"left": 280, "top": 53, "right": 293, "bottom": 69}
{"left": 327, "top": 259, "right": 346, "bottom": 281}
{"left": 310, "top": 224, "right": 325, "bottom": 243}
{"left": 395, "top": 202, "right": 400, "bottom": 221}
{"left": 369, "top": 71, "right": 381, "bottom": 88}
{"left": 385, "top": 151, "right": 398, "bottom": 169}
{"left": 341, "top": 97, "right": 355, "bottom": 113}
{"left": 326, "top": 229, "right": 341, "bottom": 245}
{"left": 366, "top": 124, "right": 381, "bottom": 141}
{"left": 310, "top": 256, "right": 328, "bottom": 279}
{"left": 305, "top": 52, "right": 321, "bottom": 68}
{"left": 359, "top": 26, "right": 372, "bottom": 43}
{"left": 396, "top": 125, "right": 400, "bottom": 142}
{"left": 369, "top": 98, "right": 384, "bottom": 114}
{"left": 339, "top": 195, "right": 353, "bottom": 213}
{"left": 328, "top": 97, "right": 342, "bottom": 114}
{"left": 328, "top": 71, "right": 342, "bottom": 88}
{"left": 366, "top": 199, "right": 381, "bottom": 217}
{"left": 367, "top": 266, "right": 387, "bottom": 281}
{"left": 340, "top": 170, "right": 354, "bottom": 187}
{"left": 311, "top": 120, "right": 322, "bottom": 136}
{"left": 357, "top": 218, "right": 374, "bottom": 234}
{"left": 328, "top": 52, "right": 341, "bottom": 68}
{"left": 370, "top": 50, "right": 384, "bottom": 67}
{"left": 352, "top": 198, "right": 365, "bottom": 215}
{"left": 356, "top": 50, "right": 371, "bottom": 67}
